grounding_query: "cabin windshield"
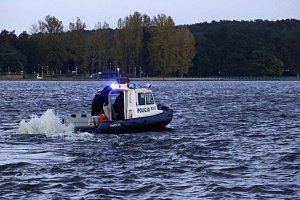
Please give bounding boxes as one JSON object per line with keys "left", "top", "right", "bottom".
{"left": 146, "top": 92, "right": 154, "bottom": 104}
{"left": 138, "top": 93, "right": 146, "bottom": 105}
{"left": 138, "top": 92, "right": 155, "bottom": 105}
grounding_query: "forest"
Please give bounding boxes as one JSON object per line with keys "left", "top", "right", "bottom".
{"left": 0, "top": 12, "right": 299, "bottom": 77}
{"left": 189, "top": 19, "right": 300, "bottom": 76}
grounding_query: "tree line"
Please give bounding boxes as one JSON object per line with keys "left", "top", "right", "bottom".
{"left": 189, "top": 19, "right": 300, "bottom": 76}
{"left": 0, "top": 12, "right": 195, "bottom": 77}
{"left": 0, "top": 12, "right": 299, "bottom": 77}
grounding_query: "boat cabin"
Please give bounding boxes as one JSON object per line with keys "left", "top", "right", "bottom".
{"left": 104, "top": 83, "right": 163, "bottom": 121}
{"left": 63, "top": 81, "right": 173, "bottom": 133}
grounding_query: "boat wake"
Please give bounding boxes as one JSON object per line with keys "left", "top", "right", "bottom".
{"left": 18, "top": 109, "right": 74, "bottom": 137}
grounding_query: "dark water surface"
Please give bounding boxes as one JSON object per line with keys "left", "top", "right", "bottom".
{"left": 0, "top": 81, "right": 299, "bottom": 199}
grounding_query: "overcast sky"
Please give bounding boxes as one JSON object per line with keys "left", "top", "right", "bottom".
{"left": 1, "top": 0, "right": 300, "bottom": 35}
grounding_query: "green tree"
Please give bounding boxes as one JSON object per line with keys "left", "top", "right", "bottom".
{"left": 66, "top": 17, "right": 87, "bottom": 73}
{"left": 0, "top": 30, "right": 27, "bottom": 72}
{"left": 266, "top": 56, "right": 284, "bottom": 76}
{"left": 250, "top": 49, "right": 284, "bottom": 76}
{"left": 114, "top": 12, "right": 149, "bottom": 75}
{"left": 38, "top": 15, "right": 64, "bottom": 34}
{"left": 174, "top": 26, "right": 195, "bottom": 76}
{"left": 31, "top": 15, "right": 66, "bottom": 74}
{"left": 148, "top": 14, "right": 176, "bottom": 76}
{"left": 88, "top": 22, "right": 113, "bottom": 74}
{"left": 69, "top": 17, "right": 86, "bottom": 31}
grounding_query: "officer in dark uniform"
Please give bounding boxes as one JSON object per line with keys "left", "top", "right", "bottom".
{"left": 91, "top": 86, "right": 111, "bottom": 116}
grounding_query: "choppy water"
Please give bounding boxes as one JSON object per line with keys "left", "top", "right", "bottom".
{"left": 0, "top": 80, "right": 299, "bottom": 199}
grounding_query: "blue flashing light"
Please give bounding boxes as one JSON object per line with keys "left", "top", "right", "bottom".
{"left": 110, "top": 83, "right": 118, "bottom": 89}
{"left": 127, "top": 83, "right": 136, "bottom": 89}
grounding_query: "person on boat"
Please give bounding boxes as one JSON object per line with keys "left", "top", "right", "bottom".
{"left": 113, "top": 92, "right": 124, "bottom": 120}
{"left": 101, "top": 85, "right": 111, "bottom": 105}
{"left": 91, "top": 86, "right": 111, "bottom": 116}
{"left": 117, "top": 77, "right": 130, "bottom": 84}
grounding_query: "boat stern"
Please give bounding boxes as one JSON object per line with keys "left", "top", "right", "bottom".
{"left": 63, "top": 113, "right": 99, "bottom": 132}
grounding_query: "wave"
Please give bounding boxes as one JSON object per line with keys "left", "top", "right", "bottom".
{"left": 0, "top": 162, "right": 31, "bottom": 170}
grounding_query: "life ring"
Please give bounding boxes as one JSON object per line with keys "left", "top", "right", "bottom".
{"left": 99, "top": 114, "right": 110, "bottom": 124}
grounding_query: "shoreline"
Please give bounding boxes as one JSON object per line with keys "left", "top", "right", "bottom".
{"left": 0, "top": 75, "right": 299, "bottom": 81}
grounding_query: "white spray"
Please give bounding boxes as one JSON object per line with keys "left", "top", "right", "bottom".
{"left": 18, "top": 109, "right": 74, "bottom": 135}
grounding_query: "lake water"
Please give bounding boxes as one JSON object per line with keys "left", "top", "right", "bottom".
{"left": 0, "top": 80, "right": 299, "bottom": 199}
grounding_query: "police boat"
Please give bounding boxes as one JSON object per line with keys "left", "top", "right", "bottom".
{"left": 63, "top": 80, "right": 173, "bottom": 134}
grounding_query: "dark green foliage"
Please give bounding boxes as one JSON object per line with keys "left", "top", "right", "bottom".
{"left": 188, "top": 19, "right": 300, "bottom": 76}
{"left": 0, "top": 16, "right": 299, "bottom": 77}
{"left": 0, "top": 30, "right": 27, "bottom": 72}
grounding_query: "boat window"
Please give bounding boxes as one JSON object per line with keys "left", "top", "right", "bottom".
{"left": 146, "top": 93, "right": 154, "bottom": 104}
{"left": 138, "top": 93, "right": 146, "bottom": 105}
{"left": 110, "top": 91, "right": 125, "bottom": 120}
{"left": 110, "top": 91, "right": 120, "bottom": 105}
